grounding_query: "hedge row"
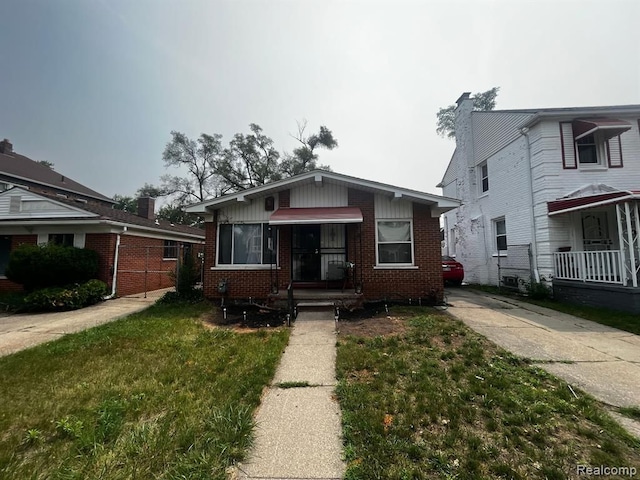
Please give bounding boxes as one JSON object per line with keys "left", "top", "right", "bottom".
{"left": 23, "top": 280, "right": 108, "bottom": 312}
{"left": 6, "top": 244, "right": 99, "bottom": 291}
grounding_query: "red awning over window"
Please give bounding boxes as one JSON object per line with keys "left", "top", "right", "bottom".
{"left": 572, "top": 118, "right": 632, "bottom": 141}
{"left": 269, "top": 207, "right": 363, "bottom": 225}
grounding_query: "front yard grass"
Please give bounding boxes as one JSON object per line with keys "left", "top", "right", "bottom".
{"left": 0, "top": 302, "right": 289, "bottom": 480}
{"left": 337, "top": 308, "right": 640, "bottom": 479}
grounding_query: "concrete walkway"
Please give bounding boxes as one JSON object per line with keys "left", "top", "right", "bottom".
{"left": 0, "top": 288, "right": 170, "bottom": 357}
{"left": 446, "top": 288, "right": 640, "bottom": 435}
{"left": 237, "top": 309, "right": 345, "bottom": 480}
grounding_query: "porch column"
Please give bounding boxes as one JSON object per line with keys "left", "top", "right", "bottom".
{"left": 616, "top": 201, "right": 640, "bottom": 287}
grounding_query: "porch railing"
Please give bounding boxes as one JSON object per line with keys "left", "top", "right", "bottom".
{"left": 553, "top": 250, "right": 624, "bottom": 284}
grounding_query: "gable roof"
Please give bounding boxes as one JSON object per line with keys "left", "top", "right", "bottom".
{"left": 0, "top": 147, "right": 115, "bottom": 204}
{"left": 0, "top": 188, "right": 204, "bottom": 240}
{"left": 185, "top": 170, "right": 460, "bottom": 214}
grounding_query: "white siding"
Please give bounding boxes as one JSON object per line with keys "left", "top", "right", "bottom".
{"left": 442, "top": 136, "right": 533, "bottom": 285}
{"left": 0, "top": 189, "right": 95, "bottom": 219}
{"left": 442, "top": 104, "right": 640, "bottom": 287}
{"left": 290, "top": 182, "right": 348, "bottom": 207}
{"left": 374, "top": 194, "right": 412, "bottom": 219}
{"left": 473, "top": 111, "right": 535, "bottom": 164}
{"left": 218, "top": 194, "right": 279, "bottom": 223}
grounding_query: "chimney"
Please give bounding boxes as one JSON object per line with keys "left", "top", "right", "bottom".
{"left": 455, "top": 92, "right": 471, "bottom": 106}
{"left": 0, "top": 139, "right": 13, "bottom": 154}
{"left": 137, "top": 197, "right": 155, "bottom": 220}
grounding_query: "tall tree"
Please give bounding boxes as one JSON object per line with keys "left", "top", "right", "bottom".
{"left": 280, "top": 121, "right": 337, "bottom": 177}
{"left": 217, "top": 123, "right": 282, "bottom": 191}
{"left": 161, "top": 131, "right": 226, "bottom": 204}
{"left": 436, "top": 87, "right": 500, "bottom": 138}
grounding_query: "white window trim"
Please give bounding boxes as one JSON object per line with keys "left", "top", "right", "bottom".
{"left": 216, "top": 222, "right": 279, "bottom": 268}
{"left": 479, "top": 162, "right": 489, "bottom": 195}
{"left": 37, "top": 232, "right": 85, "bottom": 248}
{"left": 163, "top": 240, "right": 178, "bottom": 260}
{"left": 493, "top": 217, "right": 507, "bottom": 255}
{"left": 576, "top": 132, "right": 608, "bottom": 170}
{"left": 375, "top": 218, "right": 415, "bottom": 267}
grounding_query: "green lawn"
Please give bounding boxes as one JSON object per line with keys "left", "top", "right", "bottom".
{"left": 0, "top": 302, "right": 289, "bottom": 480}
{"left": 337, "top": 308, "right": 640, "bottom": 479}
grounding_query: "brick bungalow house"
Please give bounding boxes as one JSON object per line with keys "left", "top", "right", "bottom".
{"left": 0, "top": 139, "right": 205, "bottom": 296}
{"left": 185, "top": 170, "right": 459, "bottom": 305}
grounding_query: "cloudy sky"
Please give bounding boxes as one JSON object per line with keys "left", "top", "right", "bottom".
{"left": 1, "top": 0, "right": 639, "bottom": 200}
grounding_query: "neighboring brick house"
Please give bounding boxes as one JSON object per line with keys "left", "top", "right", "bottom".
{"left": 185, "top": 170, "right": 459, "bottom": 305}
{"left": 439, "top": 92, "right": 640, "bottom": 312}
{"left": 0, "top": 139, "right": 205, "bottom": 296}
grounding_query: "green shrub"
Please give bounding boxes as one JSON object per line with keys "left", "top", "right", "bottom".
{"left": 158, "top": 289, "right": 204, "bottom": 305}
{"left": 174, "top": 251, "right": 200, "bottom": 294}
{"left": 82, "top": 279, "right": 109, "bottom": 304}
{"left": 525, "top": 280, "right": 551, "bottom": 300}
{"left": 23, "top": 280, "right": 108, "bottom": 312}
{"left": 6, "top": 244, "right": 99, "bottom": 291}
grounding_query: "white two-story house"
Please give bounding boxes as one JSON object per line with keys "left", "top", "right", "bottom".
{"left": 439, "top": 93, "right": 640, "bottom": 313}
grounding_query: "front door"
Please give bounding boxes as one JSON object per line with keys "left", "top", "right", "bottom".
{"left": 582, "top": 212, "right": 611, "bottom": 251}
{"left": 292, "top": 225, "right": 321, "bottom": 282}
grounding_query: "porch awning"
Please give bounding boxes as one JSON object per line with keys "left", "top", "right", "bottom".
{"left": 572, "top": 118, "right": 632, "bottom": 141}
{"left": 269, "top": 207, "right": 363, "bottom": 225}
{"left": 548, "top": 191, "right": 640, "bottom": 216}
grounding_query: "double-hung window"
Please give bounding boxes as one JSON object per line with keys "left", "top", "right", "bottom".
{"left": 495, "top": 218, "right": 507, "bottom": 253}
{"left": 163, "top": 240, "right": 178, "bottom": 259}
{"left": 480, "top": 162, "right": 489, "bottom": 193}
{"left": 376, "top": 220, "right": 413, "bottom": 265}
{"left": 218, "top": 223, "right": 276, "bottom": 265}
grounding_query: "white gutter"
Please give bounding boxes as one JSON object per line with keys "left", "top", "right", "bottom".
{"left": 103, "top": 228, "right": 125, "bottom": 300}
{"left": 520, "top": 128, "right": 540, "bottom": 282}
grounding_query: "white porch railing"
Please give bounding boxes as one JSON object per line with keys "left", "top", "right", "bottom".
{"left": 553, "top": 250, "right": 624, "bottom": 284}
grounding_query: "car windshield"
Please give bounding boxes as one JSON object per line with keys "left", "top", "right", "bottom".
{"left": 442, "top": 256, "right": 455, "bottom": 261}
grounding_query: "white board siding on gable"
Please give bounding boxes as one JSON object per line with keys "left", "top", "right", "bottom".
{"left": 217, "top": 195, "right": 279, "bottom": 223}
{"left": 473, "top": 112, "right": 534, "bottom": 165}
{"left": 374, "top": 194, "right": 412, "bottom": 219}
{"left": 0, "top": 191, "right": 95, "bottom": 219}
{"left": 290, "top": 182, "right": 348, "bottom": 207}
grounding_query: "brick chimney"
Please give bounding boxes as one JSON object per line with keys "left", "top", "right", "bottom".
{"left": 137, "top": 197, "right": 155, "bottom": 220}
{"left": 0, "top": 139, "right": 13, "bottom": 154}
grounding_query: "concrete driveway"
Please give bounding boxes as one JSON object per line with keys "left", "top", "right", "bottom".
{"left": 445, "top": 288, "right": 640, "bottom": 435}
{"left": 0, "top": 289, "right": 169, "bottom": 357}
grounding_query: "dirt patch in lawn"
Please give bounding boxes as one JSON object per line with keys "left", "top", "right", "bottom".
{"left": 201, "top": 304, "right": 288, "bottom": 331}
{"left": 338, "top": 314, "right": 409, "bottom": 338}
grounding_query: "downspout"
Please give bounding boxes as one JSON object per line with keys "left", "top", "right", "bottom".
{"left": 520, "top": 128, "right": 541, "bottom": 282}
{"left": 103, "top": 227, "right": 126, "bottom": 300}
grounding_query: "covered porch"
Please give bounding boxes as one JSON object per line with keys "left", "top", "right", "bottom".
{"left": 548, "top": 192, "right": 640, "bottom": 309}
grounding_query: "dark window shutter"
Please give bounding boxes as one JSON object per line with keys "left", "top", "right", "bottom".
{"left": 559, "top": 122, "right": 577, "bottom": 169}
{"left": 607, "top": 136, "right": 624, "bottom": 168}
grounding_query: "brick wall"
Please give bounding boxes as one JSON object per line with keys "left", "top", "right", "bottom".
{"left": 0, "top": 235, "right": 37, "bottom": 292}
{"left": 203, "top": 211, "right": 292, "bottom": 301}
{"left": 116, "top": 235, "right": 178, "bottom": 296}
{"left": 348, "top": 189, "right": 444, "bottom": 302}
{"left": 201, "top": 187, "right": 444, "bottom": 303}
{"left": 85, "top": 233, "right": 117, "bottom": 292}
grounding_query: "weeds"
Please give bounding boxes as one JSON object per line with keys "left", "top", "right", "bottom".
{"left": 0, "top": 302, "right": 289, "bottom": 479}
{"left": 337, "top": 308, "right": 640, "bottom": 479}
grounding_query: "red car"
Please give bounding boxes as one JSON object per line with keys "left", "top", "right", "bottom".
{"left": 442, "top": 255, "right": 464, "bottom": 286}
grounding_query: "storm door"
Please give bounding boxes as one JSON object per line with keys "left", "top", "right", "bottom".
{"left": 292, "top": 225, "right": 322, "bottom": 282}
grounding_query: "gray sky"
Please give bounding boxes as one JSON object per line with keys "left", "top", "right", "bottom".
{"left": 1, "top": 0, "right": 639, "bottom": 199}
